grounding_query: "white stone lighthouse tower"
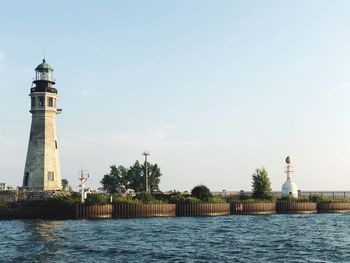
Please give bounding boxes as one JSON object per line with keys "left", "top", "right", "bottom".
{"left": 23, "top": 59, "right": 62, "bottom": 190}
{"left": 282, "top": 156, "right": 298, "bottom": 198}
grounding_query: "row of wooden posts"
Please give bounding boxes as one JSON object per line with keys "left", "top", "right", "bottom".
{"left": 47, "top": 202, "right": 350, "bottom": 219}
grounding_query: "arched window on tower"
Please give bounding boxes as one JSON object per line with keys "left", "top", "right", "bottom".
{"left": 38, "top": 97, "right": 44, "bottom": 107}
{"left": 48, "top": 172, "right": 55, "bottom": 181}
{"left": 48, "top": 97, "right": 53, "bottom": 107}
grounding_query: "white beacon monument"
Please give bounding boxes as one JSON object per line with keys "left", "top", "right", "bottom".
{"left": 282, "top": 156, "right": 298, "bottom": 198}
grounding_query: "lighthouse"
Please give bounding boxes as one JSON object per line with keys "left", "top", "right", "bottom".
{"left": 23, "top": 59, "right": 62, "bottom": 190}
{"left": 282, "top": 156, "right": 298, "bottom": 198}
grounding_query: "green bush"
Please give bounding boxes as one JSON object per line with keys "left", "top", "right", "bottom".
{"left": 207, "top": 197, "right": 224, "bottom": 204}
{"left": 239, "top": 190, "right": 250, "bottom": 200}
{"left": 224, "top": 195, "right": 240, "bottom": 203}
{"left": 251, "top": 168, "right": 272, "bottom": 199}
{"left": 135, "top": 192, "right": 165, "bottom": 204}
{"left": 308, "top": 194, "right": 326, "bottom": 203}
{"left": 226, "top": 197, "right": 276, "bottom": 203}
{"left": 277, "top": 197, "right": 310, "bottom": 203}
{"left": 167, "top": 194, "right": 224, "bottom": 204}
{"left": 178, "top": 196, "right": 201, "bottom": 204}
{"left": 112, "top": 192, "right": 165, "bottom": 204}
{"left": 112, "top": 195, "right": 141, "bottom": 204}
{"left": 191, "top": 185, "right": 212, "bottom": 201}
{"left": 327, "top": 199, "right": 350, "bottom": 203}
{"left": 225, "top": 191, "right": 276, "bottom": 203}
{"left": 85, "top": 193, "right": 109, "bottom": 205}
{"left": 311, "top": 196, "right": 350, "bottom": 203}
{"left": 47, "top": 192, "right": 81, "bottom": 206}
{"left": 153, "top": 192, "right": 197, "bottom": 204}
{"left": 0, "top": 201, "right": 7, "bottom": 211}
{"left": 135, "top": 192, "right": 154, "bottom": 203}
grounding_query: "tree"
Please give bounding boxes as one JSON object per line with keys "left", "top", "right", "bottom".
{"left": 61, "top": 179, "right": 73, "bottom": 192}
{"left": 147, "top": 163, "right": 161, "bottom": 192}
{"left": 127, "top": 161, "right": 144, "bottom": 192}
{"left": 100, "top": 161, "right": 162, "bottom": 194}
{"left": 128, "top": 161, "right": 162, "bottom": 193}
{"left": 61, "top": 179, "right": 69, "bottom": 191}
{"left": 251, "top": 168, "right": 272, "bottom": 199}
{"left": 191, "top": 185, "right": 212, "bottom": 201}
{"left": 100, "top": 165, "right": 129, "bottom": 194}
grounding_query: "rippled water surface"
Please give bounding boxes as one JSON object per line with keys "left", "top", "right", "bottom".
{"left": 0, "top": 214, "right": 350, "bottom": 262}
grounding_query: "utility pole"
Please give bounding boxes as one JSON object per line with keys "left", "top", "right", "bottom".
{"left": 142, "top": 151, "right": 150, "bottom": 193}
{"left": 78, "top": 169, "right": 89, "bottom": 203}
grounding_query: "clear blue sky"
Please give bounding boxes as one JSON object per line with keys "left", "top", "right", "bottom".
{"left": 1, "top": 1, "right": 350, "bottom": 191}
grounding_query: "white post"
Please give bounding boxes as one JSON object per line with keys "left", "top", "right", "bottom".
{"left": 81, "top": 175, "right": 84, "bottom": 204}
{"left": 78, "top": 169, "right": 89, "bottom": 204}
{"left": 142, "top": 151, "right": 150, "bottom": 193}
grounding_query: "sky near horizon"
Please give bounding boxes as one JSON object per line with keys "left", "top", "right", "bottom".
{"left": 1, "top": 1, "right": 350, "bottom": 192}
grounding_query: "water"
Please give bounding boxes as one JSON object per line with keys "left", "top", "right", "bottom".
{"left": 0, "top": 214, "right": 350, "bottom": 262}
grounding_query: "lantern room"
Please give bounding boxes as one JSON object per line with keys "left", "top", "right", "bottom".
{"left": 34, "top": 59, "right": 55, "bottom": 83}
{"left": 31, "top": 59, "right": 57, "bottom": 94}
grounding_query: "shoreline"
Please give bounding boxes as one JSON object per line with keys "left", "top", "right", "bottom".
{"left": 1, "top": 201, "right": 350, "bottom": 220}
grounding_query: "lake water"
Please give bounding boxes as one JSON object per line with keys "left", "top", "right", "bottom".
{"left": 0, "top": 214, "right": 349, "bottom": 262}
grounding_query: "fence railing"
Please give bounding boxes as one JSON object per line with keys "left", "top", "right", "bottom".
{"left": 212, "top": 191, "right": 350, "bottom": 198}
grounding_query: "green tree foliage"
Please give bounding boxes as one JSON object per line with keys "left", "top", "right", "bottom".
{"left": 251, "top": 168, "right": 272, "bottom": 199}
{"left": 61, "top": 179, "right": 68, "bottom": 189}
{"left": 239, "top": 190, "right": 250, "bottom": 200}
{"left": 85, "top": 193, "right": 109, "bottom": 205}
{"left": 100, "top": 161, "right": 162, "bottom": 194}
{"left": 127, "top": 161, "right": 144, "bottom": 192}
{"left": 191, "top": 185, "right": 212, "bottom": 201}
{"left": 47, "top": 192, "right": 81, "bottom": 206}
{"left": 61, "top": 179, "right": 72, "bottom": 191}
{"left": 147, "top": 163, "right": 161, "bottom": 192}
{"left": 100, "top": 165, "right": 129, "bottom": 194}
{"left": 0, "top": 201, "right": 8, "bottom": 211}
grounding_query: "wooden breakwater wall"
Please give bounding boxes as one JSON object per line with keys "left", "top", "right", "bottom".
{"left": 0, "top": 203, "right": 176, "bottom": 219}
{"left": 0, "top": 201, "right": 47, "bottom": 219}
{"left": 317, "top": 202, "right": 350, "bottom": 213}
{"left": 73, "top": 204, "right": 113, "bottom": 219}
{"left": 276, "top": 202, "right": 317, "bottom": 214}
{"left": 60, "top": 204, "right": 176, "bottom": 219}
{"left": 231, "top": 202, "right": 276, "bottom": 215}
{"left": 230, "top": 202, "right": 319, "bottom": 215}
{"left": 3, "top": 202, "right": 350, "bottom": 219}
{"left": 0, "top": 201, "right": 75, "bottom": 220}
{"left": 47, "top": 202, "right": 350, "bottom": 217}
{"left": 48, "top": 202, "right": 350, "bottom": 217}
{"left": 176, "top": 203, "right": 230, "bottom": 216}
{"left": 113, "top": 204, "right": 176, "bottom": 218}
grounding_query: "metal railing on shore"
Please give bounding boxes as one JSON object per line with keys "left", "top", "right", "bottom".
{"left": 211, "top": 191, "right": 350, "bottom": 198}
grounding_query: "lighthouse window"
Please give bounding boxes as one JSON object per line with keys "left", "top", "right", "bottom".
{"left": 31, "top": 97, "right": 35, "bottom": 107}
{"left": 38, "top": 97, "right": 44, "bottom": 107}
{"left": 48, "top": 172, "right": 55, "bottom": 181}
{"left": 48, "top": 97, "right": 53, "bottom": 107}
{"left": 55, "top": 140, "right": 57, "bottom": 149}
